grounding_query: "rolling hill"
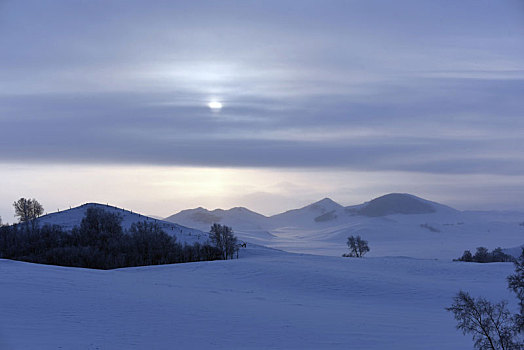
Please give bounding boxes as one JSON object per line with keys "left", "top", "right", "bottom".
{"left": 353, "top": 193, "right": 456, "bottom": 217}
{"left": 164, "top": 193, "right": 524, "bottom": 260}
{"left": 35, "top": 203, "right": 207, "bottom": 245}
{"left": 165, "top": 206, "right": 269, "bottom": 232}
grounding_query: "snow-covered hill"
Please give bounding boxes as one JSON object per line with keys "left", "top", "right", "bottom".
{"left": 35, "top": 203, "right": 207, "bottom": 245}
{"left": 165, "top": 206, "right": 269, "bottom": 231}
{"left": 165, "top": 193, "right": 461, "bottom": 231}
{"left": 0, "top": 247, "right": 518, "bottom": 349}
{"left": 352, "top": 193, "right": 457, "bottom": 217}
{"left": 270, "top": 197, "right": 345, "bottom": 226}
{"left": 164, "top": 193, "right": 524, "bottom": 260}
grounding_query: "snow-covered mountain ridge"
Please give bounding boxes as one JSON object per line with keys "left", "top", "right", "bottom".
{"left": 165, "top": 193, "right": 524, "bottom": 260}
{"left": 22, "top": 194, "right": 524, "bottom": 260}
{"left": 166, "top": 193, "right": 459, "bottom": 230}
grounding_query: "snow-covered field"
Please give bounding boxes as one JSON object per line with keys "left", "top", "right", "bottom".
{"left": 1, "top": 194, "right": 522, "bottom": 349}
{"left": 251, "top": 211, "right": 524, "bottom": 259}
{"left": 0, "top": 245, "right": 518, "bottom": 349}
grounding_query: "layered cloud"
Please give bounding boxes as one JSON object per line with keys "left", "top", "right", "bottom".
{"left": 1, "top": 0, "right": 524, "bottom": 217}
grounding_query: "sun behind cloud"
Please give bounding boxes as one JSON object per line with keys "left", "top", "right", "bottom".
{"left": 208, "top": 101, "right": 223, "bottom": 110}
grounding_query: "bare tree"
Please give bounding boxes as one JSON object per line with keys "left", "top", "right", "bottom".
{"left": 447, "top": 291, "right": 519, "bottom": 350}
{"left": 13, "top": 198, "right": 44, "bottom": 231}
{"left": 343, "top": 235, "right": 370, "bottom": 257}
{"left": 448, "top": 251, "right": 524, "bottom": 350}
{"left": 508, "top": 248, "right": 524, "bottom": 332}
{"left": 209, "top": 223, "right": 238, "bottom": 260}
{"left": 474, "top": 247, "right": 491, "bottom": 263}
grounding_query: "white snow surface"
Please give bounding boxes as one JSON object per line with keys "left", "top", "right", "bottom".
{"left": 0, "top": 246, "right": 519, "bottom": 350}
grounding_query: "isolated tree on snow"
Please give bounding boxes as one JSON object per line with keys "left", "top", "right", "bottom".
{"left": 13, "top": 198, "right": 44, "bottom": 231}
{"left": 209, "top": 223, "right": 238, "bottom": 260}
{"left": 343, "top": 235, "right": 370, "bottom": 257}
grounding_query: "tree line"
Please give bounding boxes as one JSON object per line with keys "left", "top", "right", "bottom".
{"left": 0, "top": 199, "right": 240, "bottom": 269}
{"left": 456, "top": 247, "right": 515, "bottom": 263}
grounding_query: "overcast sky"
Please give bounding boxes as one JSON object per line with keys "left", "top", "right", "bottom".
{"left": 1, "top": 0, "right": 524, "bottom": 220}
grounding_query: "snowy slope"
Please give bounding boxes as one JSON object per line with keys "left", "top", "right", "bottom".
{"left": 35, "top": 203, "right": 207, "bottom": 245}
{"left": 0, "top": 248, "right": 519, "bottom": 350}
{"left": 352, "top": 193, "right": 457, "bottom": 217}
{"left": 266, "top": 211, "right": 524, "bottom": 259}
{"left": 270, "top": 198, "right": 345, "bottom": 226}
{"left": 164, "top": 194, "right": 524, "bottom": 260}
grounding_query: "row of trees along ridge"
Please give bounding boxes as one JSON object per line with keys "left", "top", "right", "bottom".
{"left": 0, "top": 198, "right": 240, "bottom": 269}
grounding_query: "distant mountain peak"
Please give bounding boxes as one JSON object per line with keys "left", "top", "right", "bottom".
{"left": 307, "top": 197, "right": 343, "bottom": 209}
{"left": 269, "top": 197, "right": 344, "bottom": 224}
{"left": 357, "top": 193, "right": 436, "bottom": 217}
{"left": 316, "top": 197, "right": 339, "bottom": 205}
{"left": 164, "top": 204, "right": 269, "bottom": 231}
{"left": 228, "top": 207, "right": 250, "bottom": 212}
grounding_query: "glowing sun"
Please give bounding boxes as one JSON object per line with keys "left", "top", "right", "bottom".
{"left": 208, "top": 101, "right": 223, "bottom": 110}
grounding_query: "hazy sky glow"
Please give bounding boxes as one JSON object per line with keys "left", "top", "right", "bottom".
{"left": 1, "top": 0, "right": 524, "bottom": 221}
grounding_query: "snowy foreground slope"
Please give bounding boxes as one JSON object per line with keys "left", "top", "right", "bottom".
{"left": 0, "top": 246, "right": 518, "bottom": 350}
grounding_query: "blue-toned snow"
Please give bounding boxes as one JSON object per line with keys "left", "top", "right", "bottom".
{"left": 0, "top": 245, "right": 519, "bottom": 349}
